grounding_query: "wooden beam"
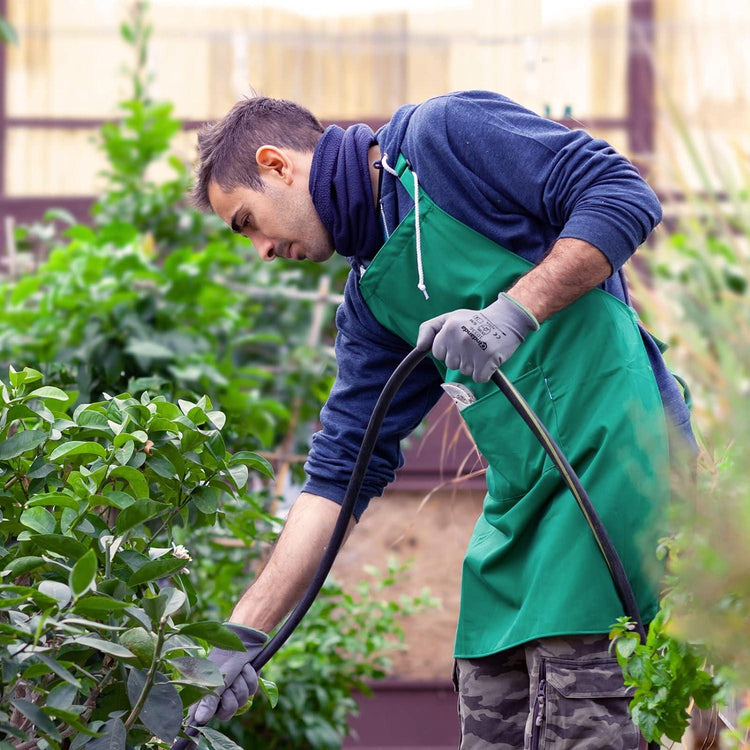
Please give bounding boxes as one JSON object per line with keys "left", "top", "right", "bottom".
{"left": 627, "top": 0, "right": 655, "bottom": 163}
{"left": 0, "top": 0, "right": 8, "bottom": 197}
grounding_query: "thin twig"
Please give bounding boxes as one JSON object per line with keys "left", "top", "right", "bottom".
{"left": 123, "top": 617, "right": 167, "bottom": 731}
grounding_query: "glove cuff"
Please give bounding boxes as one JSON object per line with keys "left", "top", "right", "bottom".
{"left": 499, "top": 292, "right": 540, "bottom": 331}
{"left": 225, "top": 622, "right": 269, "bottom": 649}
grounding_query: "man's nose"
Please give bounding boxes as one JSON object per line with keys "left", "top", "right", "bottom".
{"left": 251, "top": 234, "right": 276, "bottom": 262}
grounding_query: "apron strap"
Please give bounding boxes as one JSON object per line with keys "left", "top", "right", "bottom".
{"left": 380, "top": 152, "right": 429, "bottom": 300}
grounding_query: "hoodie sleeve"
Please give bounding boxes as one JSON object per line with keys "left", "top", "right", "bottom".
{"left": 407, "top": 92, "right": 662, "bottom": 273}
{"left": 302, "top": 271, "right": 444, "bottom": 520}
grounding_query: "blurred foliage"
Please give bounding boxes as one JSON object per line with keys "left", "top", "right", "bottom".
{"left": 1, "top": 233, "right": 290, "bottom": 453}
{"left": 0, "top": 13, "right": 16, "bottom": 45}
{"left": 615, "top": 112, "right": 750, "bottom": 745}
{"left": 0, "top": 3, "right": 433, "bottom": 748}
{"left": 4, "top": 2, "right": 348, "bottom": 463}
{"left": 610, "top": 613, "right": 722, "bottom": 743}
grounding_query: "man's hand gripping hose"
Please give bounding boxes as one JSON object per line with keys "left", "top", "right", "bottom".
{"left": 171, "top": 344, "right": 654, "bottom": 750}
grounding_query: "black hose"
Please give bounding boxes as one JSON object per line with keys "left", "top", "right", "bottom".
{"left": 251, "top": 346, "right": 430, "bottom": 670}
{"left": 174, "top": 348, "right": 654, "bottom": 749}
{"left": 489, "top": 370, "right": 649, "bottom": 644}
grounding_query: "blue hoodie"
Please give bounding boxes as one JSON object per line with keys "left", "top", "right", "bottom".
{"left": 303, "top": 91, "right": 695, "bottom": 519}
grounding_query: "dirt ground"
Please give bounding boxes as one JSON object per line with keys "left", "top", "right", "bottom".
{"left": 331, "top": 487, "right": 485, "bottom": 682}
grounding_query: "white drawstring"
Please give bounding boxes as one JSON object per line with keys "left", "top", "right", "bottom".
{"left": 380, "top": 153, "right": 429, "bottom": 300}
{"left": 379, "top": 201, "right": 391, "bottom": 240}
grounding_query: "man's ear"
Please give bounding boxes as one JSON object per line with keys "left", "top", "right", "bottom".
{"left": 255, "top": 146, "right": 293, "bottom": 185}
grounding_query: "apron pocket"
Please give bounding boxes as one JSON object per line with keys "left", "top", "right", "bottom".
{"left": 459, "top": 366, "right": 561, "bottom": 501}
{"left": 540, "top": 657, "right": 638, "bottom": 749}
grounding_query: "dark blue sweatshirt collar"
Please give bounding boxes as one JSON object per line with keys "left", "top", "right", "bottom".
{"left": 309, "top": 124, "right": 381, "bottom": 262}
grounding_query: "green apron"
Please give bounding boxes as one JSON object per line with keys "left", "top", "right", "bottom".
{"left": 359, "top": 154, "right": 670, "bottom": 659}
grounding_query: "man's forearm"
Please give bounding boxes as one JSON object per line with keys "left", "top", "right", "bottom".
{"left": 508, "top": 237, "right": 613, "bottom": 323}
{"left": 230, "top": 492, "right": 356, "bottom": 633}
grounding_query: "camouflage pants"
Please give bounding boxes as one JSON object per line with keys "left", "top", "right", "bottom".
{"left": 453, "top": 633, "right": 644, "bottom": 749}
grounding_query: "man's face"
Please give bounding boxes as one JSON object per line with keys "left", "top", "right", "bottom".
{"left": 208, "top": 147, "right": 335, "bottom": 263}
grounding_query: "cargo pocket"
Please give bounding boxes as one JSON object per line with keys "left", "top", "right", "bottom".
{"left": 538, "top": 657, "right": 639, "bottom": 750}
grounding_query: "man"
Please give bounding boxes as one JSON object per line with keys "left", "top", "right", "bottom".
{"left": 184, "top": 92, "right": 694, "bottom": 749}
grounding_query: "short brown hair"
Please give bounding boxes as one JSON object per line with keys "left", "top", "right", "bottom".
{"left": 192, "top": 96, "right": 325, "bottom": 212}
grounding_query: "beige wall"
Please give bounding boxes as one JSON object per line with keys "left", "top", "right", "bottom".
{"left": 331, "top": 487, "right": 484, "bottom": 681}
{"left": 6, "top": 0, "right": 750, "bottom": 197}
{"left": 652, "top": 0, "right": 750, "bottom": 195}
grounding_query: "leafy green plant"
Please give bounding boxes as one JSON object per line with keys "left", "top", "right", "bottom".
{"left": 7, "top": 2, "right": 343, "bottom": 465}
{"left": 615, "top": 102, "right": 750, "bottom": 744}
{"left": 610, "top": 612, "right": 723, "bottom": 744}
{"left": 0, "top": 232, "right": 295, "bottom": 452}
{"left": 0, "top": 6, "right": 438, "bottom": 747}
{"left": 0, "top": 366, "right": 277, "bottom": 748}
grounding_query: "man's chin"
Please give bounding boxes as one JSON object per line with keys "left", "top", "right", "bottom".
{"left": 304, "top": 246, "right": 335, "bottom": 263}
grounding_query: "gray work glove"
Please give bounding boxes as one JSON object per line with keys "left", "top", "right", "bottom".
{"left": 416, "top": 293, "right": 539, "bottom": 382}
{"left": 172, "top": 623, "right": 268, "bottom": 750}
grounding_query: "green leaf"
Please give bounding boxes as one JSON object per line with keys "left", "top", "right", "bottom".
{"left": 73, "top": 596, "right": 130, "bottom": 616}
{"left": 22, "top": 367, "right": 43, "bottom": 384}
{"left": 120, "top": 21, "right": 134, "bottom": 43}
{"left": 226, "top": 463, "right": 248, "bottom": 492}
{"left": 27, "top": 460, "right": 57, "bottom": 479}
{"left": 9, "top": 699, "right": 60, "bottom": 740}
{"left": 0, "top": 584, "right": 57, "bottom": 609}
{"left": 45, "top": 682, "right": 78, "bottom": 710}
{"left": 35, "top": 652, "right": 82, "bottom": 690}
{"left": 194, "top": 726, "right": 244, "bottom": 750}
{"left": 27, "top": 492, "right": 81, "bottom": 511}
{"left": 38, "top": 580, "right": 72, "bottom": 608}
{"left": 125, "top": 339, "right": 175, "bottom": 360}
{"left": 168, "top": 656, "right": 223, "bottom": 688}
{"left": 142, "top": 586, "right": 185, "bottom": 622}
{"left": 158, "top": 442, "right": 185, "bottom": 477}
{"left": 32, "top": 534, "right": 88, "bottom": 560}
{"left": 127, "top": 556, "right": 187, "bottom": 587}
{"left": 49, "top": 441, "right": 107, "bottom": 462}
{"left": 616, "top": 637, "right": 638, "bottom": 659}
{"left": 75, "top": 408, "right": 109, "bottom": 428}
{"left": 114, "top": 499, "right": 166, "bottom": 535}
{"left": 44, "top": 706, "right": 101, "bottom": 737}
{"left": 0, "top": 430, "right": 46, "bottom": 460}
{"left": 0, "top": 555, "right": 46, "bottom": 579}
{"left": 147, "top": 453, "right": 177, "bottom": 479}
{"left": 42, "top": 207, "right": 76, "bottom": 225}
{"left": 20, "top": 507, "right": 57, "bottom": 534}
{"left": 110, "top": 465, "right": 149, "bottom": 498}
{"left": 126, "top": 669, "right": 182, "bottom": 743}
{"left": 26, "top": 386, "right": 69, "bottom": 402}
{"left": 113, "top": 431, "right": 147, "bottom": 448}
{"left": 114, "top": 440, "right": 135, "bottom": 466}
{"left": 177, "top": 621, "right": 245, "bottom": 650}
{"left": 0, "top": 17, "right": 18, "bottom": 45}
{"left": 259, "top": 676, "right": 279, "bottom": 708}
{"left": 101, "top": 490, "right": 136, "bottom": 509}
{"left": 72, "top": 635, "right": 135, "bottom": 659}
{"left": 69, "top": 549, "right": 98, "bottom": 597}
{"left": 192, "top": 485, "right": 220, "bottom": 514}
{"left": 229, "top": 451, "right": 274, "bottom": 479}
{"left": 86, "top": 716, "right": 125, "bottom": 749}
